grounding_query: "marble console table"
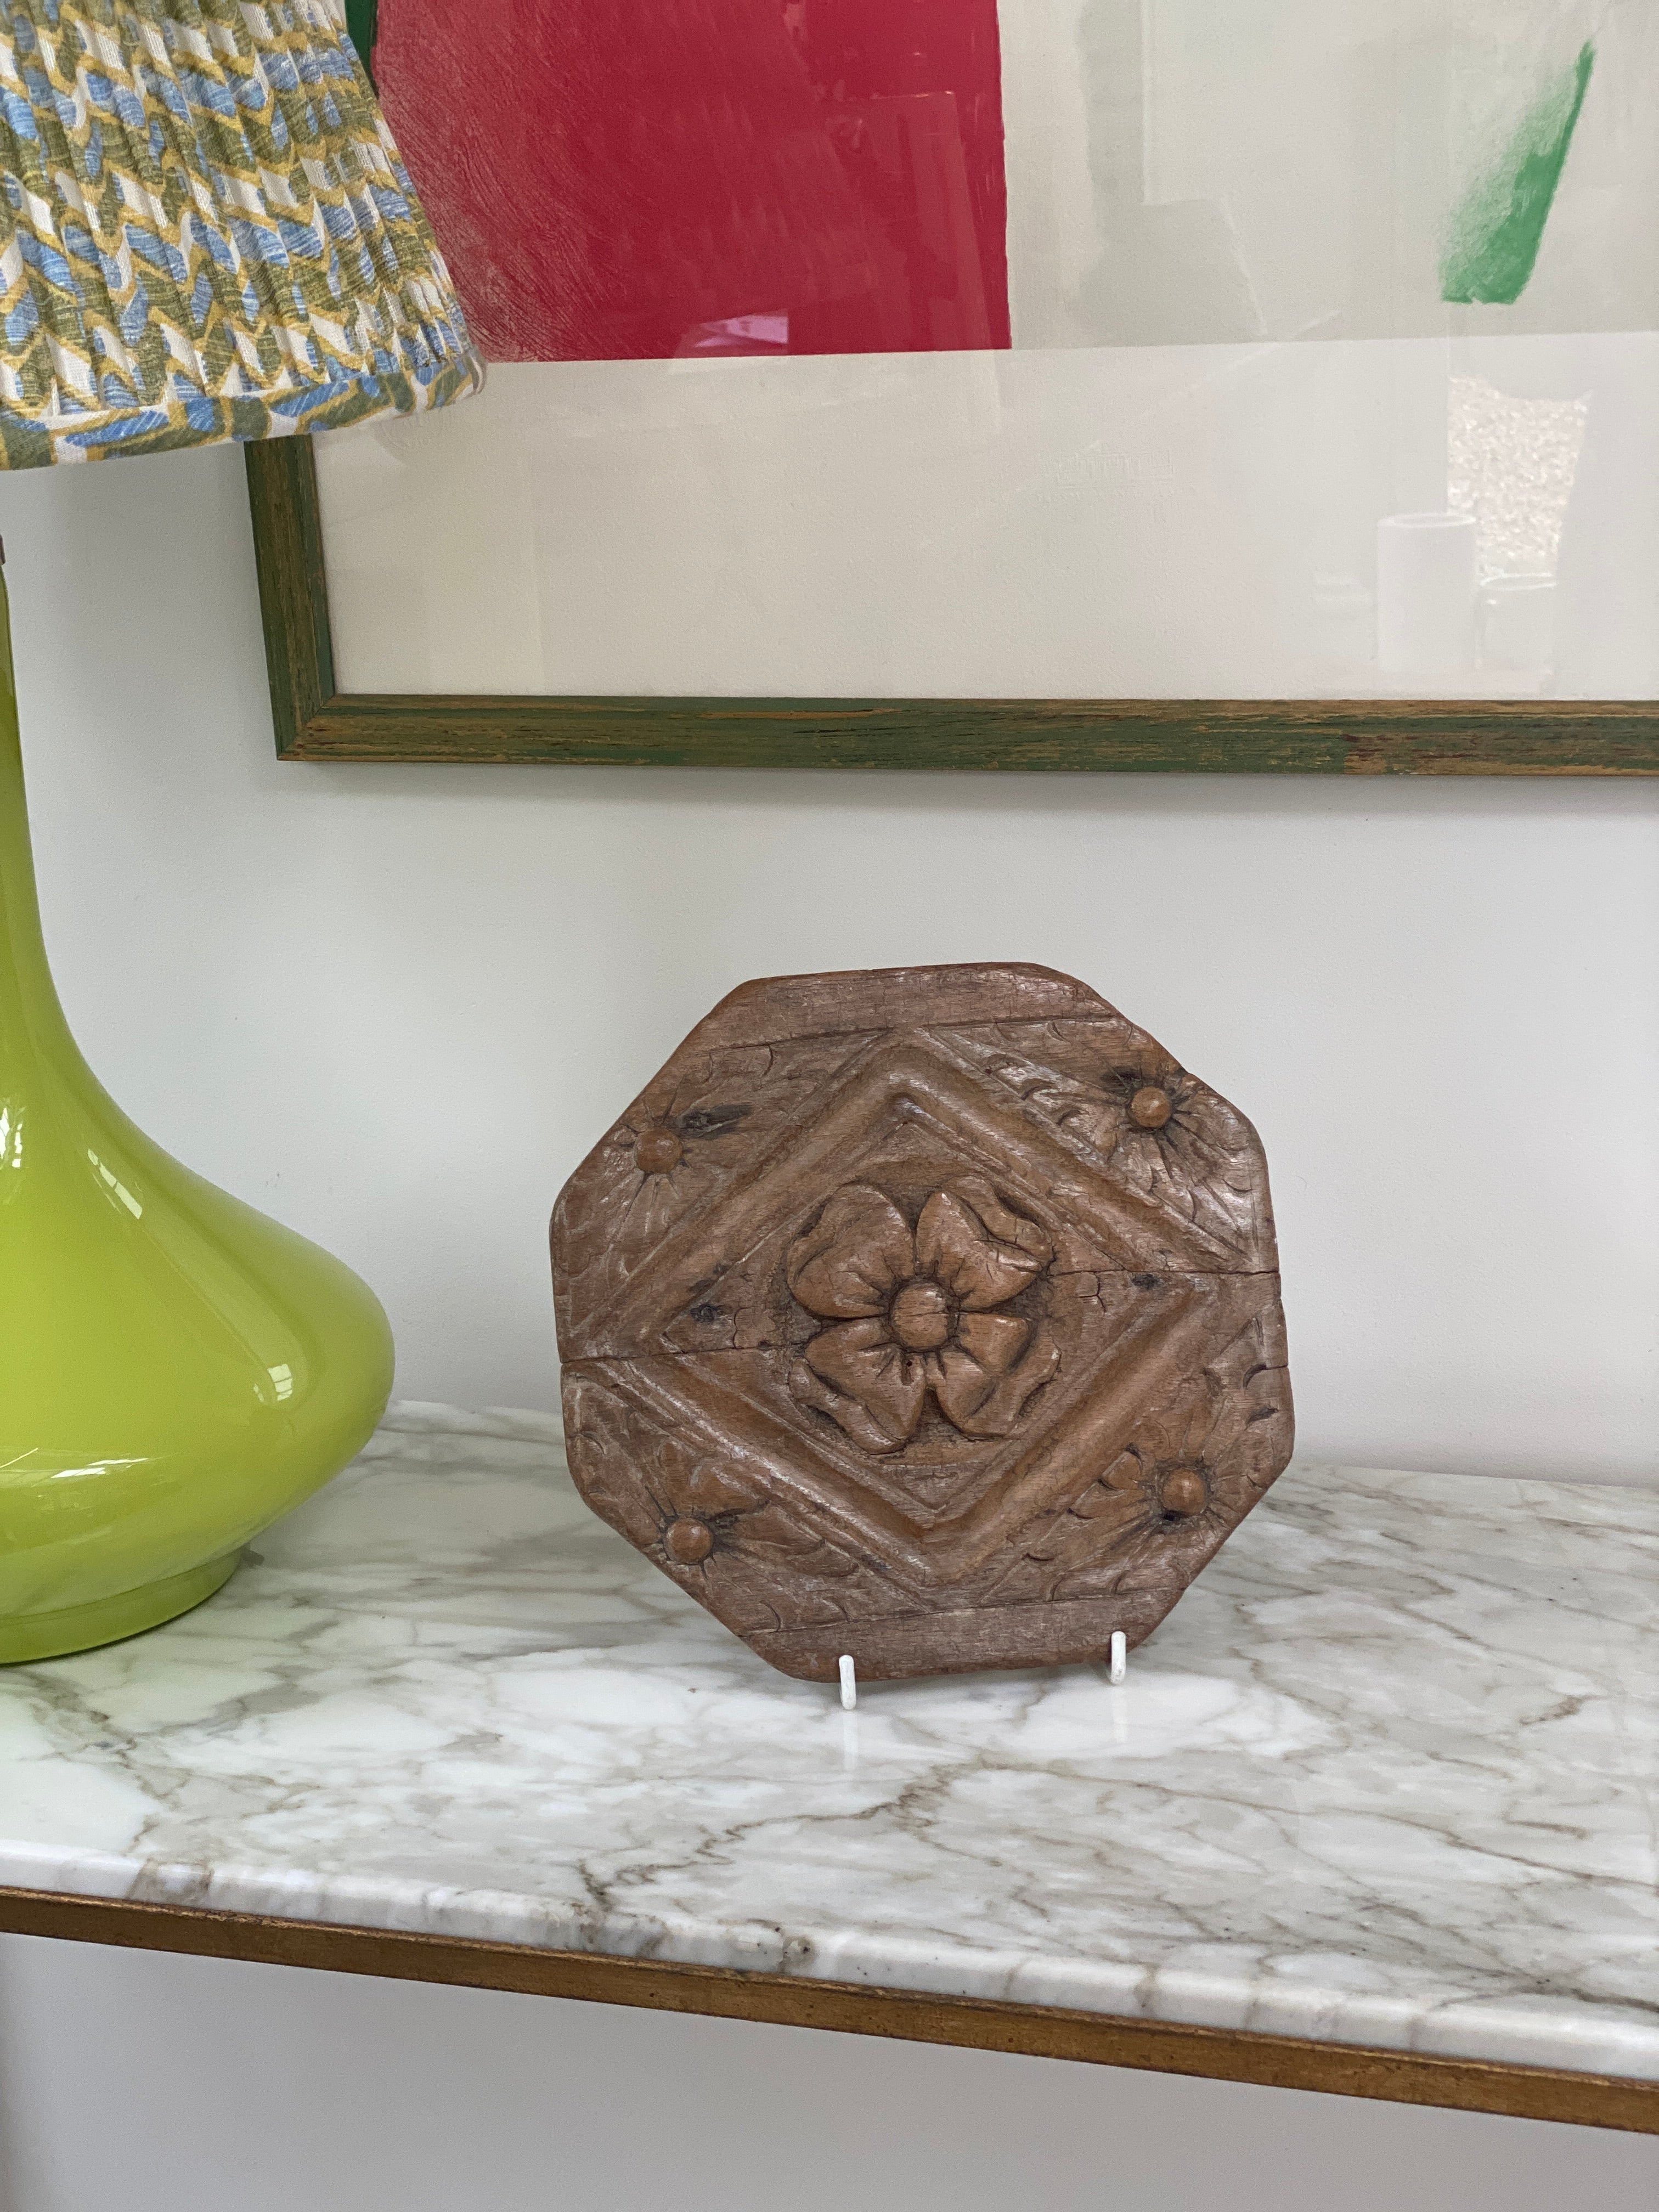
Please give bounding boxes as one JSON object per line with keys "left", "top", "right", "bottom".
{"left": 0, "top": 1407, "right": 1654, "bottom": 2134}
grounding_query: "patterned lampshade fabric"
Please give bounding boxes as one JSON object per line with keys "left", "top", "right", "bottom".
{"left": 0, "top": 0, "right": 483, "bottom": 465}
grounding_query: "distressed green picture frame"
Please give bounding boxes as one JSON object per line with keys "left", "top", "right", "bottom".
{"left": 246, "top": 441, "right": 1659, "bottom": 773}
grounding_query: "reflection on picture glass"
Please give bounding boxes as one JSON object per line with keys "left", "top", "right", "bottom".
{"left": 317, "top": 1, "right": 1659, "bottom": 702}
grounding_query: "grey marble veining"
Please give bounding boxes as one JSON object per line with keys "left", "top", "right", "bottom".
{"left": 1, "top": 1406, "right": 1655, "bottom": 2080}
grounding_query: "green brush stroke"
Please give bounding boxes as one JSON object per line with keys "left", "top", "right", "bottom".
{"left": 1441, "top": 40, "right": 1594, "bottom": 305}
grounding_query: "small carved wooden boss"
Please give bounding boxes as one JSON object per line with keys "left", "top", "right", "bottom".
{"left": 551, "top": 965, "right": 1293, "bottom": 1681}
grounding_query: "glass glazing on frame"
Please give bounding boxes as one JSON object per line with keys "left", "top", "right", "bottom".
{"left": 314, "top": 0, "right": 1659, "bottom": 702}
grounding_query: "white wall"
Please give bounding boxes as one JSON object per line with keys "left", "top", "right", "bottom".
{"left": 2, "top": 441, "right": 1655, "bottom": 1482}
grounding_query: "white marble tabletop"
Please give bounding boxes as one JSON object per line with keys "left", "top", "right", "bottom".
{"left": 1, "top": 1406, "right": 1655, "bottom": 2082}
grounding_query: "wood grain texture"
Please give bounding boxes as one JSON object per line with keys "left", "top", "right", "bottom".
{"left": 550, "top": 963, "right": 1294, "bottom": 1681}
{"left": 245, "top": 442, "right": 1659, "bottom": 773}
{"left": 2, "top": 1888, "right": 1652, "bottom": 2133}
{"left": 245, "top": 439, "right": 335, "bottom": 758}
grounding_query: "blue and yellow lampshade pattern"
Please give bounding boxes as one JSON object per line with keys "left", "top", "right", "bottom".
{"left": 0, "top": 0, "right": 482, "bottom": 466}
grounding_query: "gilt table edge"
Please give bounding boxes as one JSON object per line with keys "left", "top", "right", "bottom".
{"left": 0, "top": 1887, "right": 1651, "bottom": 2135}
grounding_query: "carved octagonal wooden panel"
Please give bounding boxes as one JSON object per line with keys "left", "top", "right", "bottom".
{"left": 550, "top": 964, "right": 1294, "bottom": 1682}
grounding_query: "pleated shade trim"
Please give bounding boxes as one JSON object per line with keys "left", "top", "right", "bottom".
{"left": 0, "top": 0, "right": 483, "bottom": 465}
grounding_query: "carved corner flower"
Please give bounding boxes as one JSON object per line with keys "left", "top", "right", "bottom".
{"left": 1119, "top": 1380, "right": 1246, "bottom": 1529}
{"left": 644, "top": 1436, "right": 770, "bottom": 1569}
{"left": 786, "top": 1178, "right": 1059, "bottom": 1454}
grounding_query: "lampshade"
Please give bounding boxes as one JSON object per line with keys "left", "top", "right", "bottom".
{"left": 0, "top": 0, "right": 482, "bottom": 466}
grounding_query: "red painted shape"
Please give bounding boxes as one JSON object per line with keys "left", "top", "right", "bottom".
{"left": 376, "top": 0, "right": 1009, "bottom": 362}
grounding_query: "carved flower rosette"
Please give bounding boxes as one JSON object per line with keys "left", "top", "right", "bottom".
{"left": 786, "top": 1177, "right": 1060, "bottom": 1455}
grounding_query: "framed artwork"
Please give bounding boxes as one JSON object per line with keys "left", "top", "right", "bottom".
{"left": 250, "top": 0, "right": 1659, "bottom": 770}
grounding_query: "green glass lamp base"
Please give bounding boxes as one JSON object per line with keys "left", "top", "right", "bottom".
{"left": 0, "top": 569, "right": 394, "bottom": 1664}
{"left": 0, "top": 1553, "right": 241, "bottom": 1666}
